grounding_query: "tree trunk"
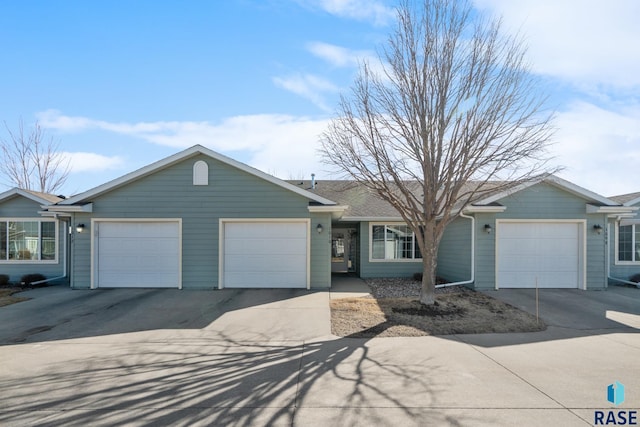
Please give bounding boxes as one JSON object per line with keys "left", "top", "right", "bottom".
{"left": 420, "top": 250, "right": 437, "bottom": 305}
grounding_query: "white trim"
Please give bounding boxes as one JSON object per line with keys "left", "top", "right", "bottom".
{"left": 307, "top": 205, "right": 348, "bottom": 213}
{"left": 342, "top": 216, "right": 404, "bottom": 222}
{"left": 586, "top": 204, "right": 636, "bottom": 214}
{"left": 90, "top": 218, "right": 183, "bottom": 290}
{"left": 368, "top": 222, "right": 423, "bottom": 263}
{"left": 614, "top": 221, "right": 640, "bottom": 266}
{"left": 494, "top": 219, "right": 587, "bottom": 290}
{"left": 59, "top": 145, "right": 337, "bottom": 206}
{"left": 0, "top": 218, "right": 59, "bottom": 264}
{"left": 44, "top": 203, "right": 93, "bottom": 213}
{"left": 218, "top": 218, "right": 311, "bottom": 290}
{"left": 463, "top": 205, "right": 507, "bottom": 213}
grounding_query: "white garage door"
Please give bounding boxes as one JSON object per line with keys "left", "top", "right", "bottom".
{"left": 95, "top": 221, "right": 180, "bottom": 288}
{"left": 223, "top": 221, "right": 308, "bottom": 288}
{"left": 497, "top": 222, "right": 582, "bottom": 289}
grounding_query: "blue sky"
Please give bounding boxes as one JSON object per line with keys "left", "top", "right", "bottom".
{"left": 1, "top": 0, "right": 639, "bottom": 197}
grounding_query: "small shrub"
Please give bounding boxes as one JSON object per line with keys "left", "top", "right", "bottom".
{"left": 629, "top": 273, "right": 640, "bottom": 283}
{"left": 0, "top": 274, "right": 9, "bottom": 287}
{"left": 20, "top": 273, "right": 47, "bottom": 286}
{"left": 413, "top": 272, "right": 423, "bottom": 281}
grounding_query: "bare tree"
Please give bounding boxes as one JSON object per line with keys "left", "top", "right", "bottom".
{"left": 321, "top": 0, "right": 558, "bottom": 305}
{"left": 0, "top": 118, "right": 70, "bottom": 193}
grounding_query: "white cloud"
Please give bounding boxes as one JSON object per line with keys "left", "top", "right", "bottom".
{"left": 272, "top": 74, "right": 339, "bottom": 111}
{"left": 62, "top": 152, "right": 125, "bottom": 173}
{"left": 307, "top": 41, "right": 371, "bottom": 68}
{"left": 553, "top": 101, "right": 640, "bottom": 196}
{"left": 38, "top": 110, "right": 332, "bottom": 181}
{"left": 306, "top": 0, "right": 395, "bottom": 26}
{"left": 473, "top": 0, "right": 640, "bottom": 88}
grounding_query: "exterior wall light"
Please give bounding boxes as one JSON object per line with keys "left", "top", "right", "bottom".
{"left": 316, "top": 224, "right": 323, "bottom": 234}
{"left": 76, "top": 224, "right": 85, "bottom": 233}
{"left": 593, "top": 224, "right": 603, "bottom": 234}
{"left": 484, "top": 224, "right": 492, "bottom": 234}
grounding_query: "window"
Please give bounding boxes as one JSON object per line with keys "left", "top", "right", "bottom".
{"left": 371, "top": 224, "right": 422, "bottom": 261}
{"left": 618, "top": 224, "right": 640, "bottom": 262}
{"left": 0, "top": 220, "right": 57, "bottom": 262}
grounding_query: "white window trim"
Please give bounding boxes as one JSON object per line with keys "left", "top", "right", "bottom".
{"left": 369, "top": 222, "right": 422, "bottom": 263}
{"left": 0, "top": 218, "right": 58, "bottom": 264}
{"left": 614, "top": 222, "right": 640, "bottom": 265}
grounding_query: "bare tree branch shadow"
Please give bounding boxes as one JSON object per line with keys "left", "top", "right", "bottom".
{"left": 0, "top": 333, "right": 480, "bottom": 426}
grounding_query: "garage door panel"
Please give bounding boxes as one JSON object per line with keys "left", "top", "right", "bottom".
{"left": 96, "top": 222, "right": 180, "bottom": 288}
{"left": 223, "top": 222, "right": 308, "bottom": 288}
{"left": 497, "top": 222, "right": 581, "bottom": 289}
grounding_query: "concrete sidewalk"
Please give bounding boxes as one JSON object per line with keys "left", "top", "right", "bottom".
{"left": 1, "top": 285, "right": 639, "bottom": 426}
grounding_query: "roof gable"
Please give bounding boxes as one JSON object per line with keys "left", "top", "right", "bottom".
{"left": 610, "top": 192, "right": 640, "bottom": 206}
{"left": 0, "top": 188, "right": 62, "bottom": 205}
{"left": 475, "top": 175, "right": 620, "bottom": 207}
{"left": 59, "top": 145, "right": 336, "bottom": 206}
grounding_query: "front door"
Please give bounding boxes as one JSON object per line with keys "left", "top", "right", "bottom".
{"left": 331, "top": 230, "right": 349, "bottom": 273}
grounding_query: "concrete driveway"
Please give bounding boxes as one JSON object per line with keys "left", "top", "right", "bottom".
{"left": 0, "top": 284, "right": 639, "bottom": 426}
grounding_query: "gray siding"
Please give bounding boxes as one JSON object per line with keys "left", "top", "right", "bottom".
{"left": 474, "top": 183, "right": 607, "bottom": 290}
{"left": 70, "top": 154, "right": 330, "bottom": 289}
{"left": 0, "top": 195, "right": 66, "bottom": 283}
{"left": 358, "top": 222, "right": 422, "bottom": 278}
{"left": 437, "top": 216, "right": 472, "bottom": 283}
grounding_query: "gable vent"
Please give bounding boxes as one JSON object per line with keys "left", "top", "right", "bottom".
{"left": 193, "top": 160, "right": 209, "bottom": 186}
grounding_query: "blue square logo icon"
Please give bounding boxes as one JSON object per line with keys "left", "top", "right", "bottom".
{"left": 608, "top": 381, "right": 625, "bottom": 406}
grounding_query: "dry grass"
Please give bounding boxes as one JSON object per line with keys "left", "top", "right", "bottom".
{"left": 0, "top": 288, "right": 30, "bottom": 307}
{"left": 331, "top": 289, "right": 546, "bottom": 337}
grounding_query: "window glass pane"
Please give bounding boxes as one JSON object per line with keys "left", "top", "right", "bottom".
{"left": 0, "top": 222, "right": 6, "bottom": 260}
{"left": 9, "top": 221, "right": 39, "bottom": 260}
{"left": 371, "top": 225, "right": 385, "bottom": 259}
{"left": 619, "top": 225, "right": 633, "bottom": 261}
{"left": 41, "top": 222, "right": 56, "bottom": 260}
{"left": 386, "top": 225, "right": 413, "bottom": 259}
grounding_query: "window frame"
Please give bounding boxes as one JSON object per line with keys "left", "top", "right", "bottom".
{"left": 0, "top": 218, "right": 59, "bottom": 264}
{"left": 615, "top": 222, "right": 640, "bottom": 265}
{"left": 369, "top": 222, "right": 422, "bottom": 263}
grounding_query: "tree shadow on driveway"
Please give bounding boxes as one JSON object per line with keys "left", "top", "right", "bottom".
{"left": 0, "top": 334, "right": 470, "bottom": 427}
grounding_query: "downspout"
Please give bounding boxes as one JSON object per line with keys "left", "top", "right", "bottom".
{"left": 606, "top": 220, "right": 640, "bottom": 288}
{"left": 29, "top": 216, "right": 68, "bottom": 286}
{"left": 435, "top": 211, "right": 474, "bottom": 288}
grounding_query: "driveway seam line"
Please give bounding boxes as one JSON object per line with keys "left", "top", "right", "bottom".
{"left": 456, "top": 337, "right": 590, "bottom": 425}
{"left": 291, "top": 340, "right": 306, "bottom": 426}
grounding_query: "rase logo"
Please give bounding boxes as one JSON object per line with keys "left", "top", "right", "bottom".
{"left": 609, "top": 382, "right": 626, "bottom": 406}
{"left": 595, "top": 381, "right": 637, "bottom": 426}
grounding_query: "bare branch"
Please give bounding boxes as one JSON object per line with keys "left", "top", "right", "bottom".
{"left": 0, "top": 118, "right": 70, "bottom": 193}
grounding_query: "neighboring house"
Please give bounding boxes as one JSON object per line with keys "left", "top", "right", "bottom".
{"left": 607, "top": 192, "right": 640, "bottom": 286}
{"left": 294, "top": 176, "right": 636, "bottom": 290}
{"left": 0, "top": 188, "right": 66, "bottom": 284}
{"left": 3, "top": 144, "right": 638, "bottom": 290}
